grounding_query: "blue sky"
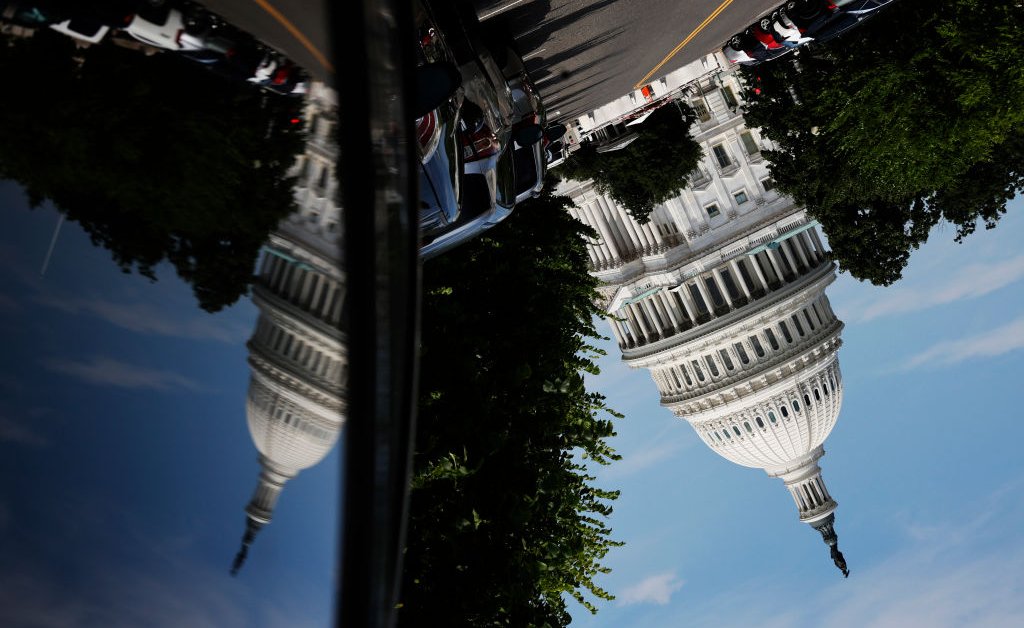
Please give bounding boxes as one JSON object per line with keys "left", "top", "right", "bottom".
{"left": 3, "top": 176, "right": 1024, "bottom": 627}
{"left": 0, "top": 182, "right": 337, "bottom": 627}
{"left": 574, "top": 196, "right": 1024, "bottom": 626}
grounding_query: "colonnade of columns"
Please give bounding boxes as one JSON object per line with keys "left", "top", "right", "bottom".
{"left": 610, "top": 229, "right": 828, "bottom": 350}
{"left": 572, "top": 194, "right": 676, "bottom": 269}
{"left": 649, "top": 293, "right": 835, "bottom": 401}
{"left": 261, "top": 252, "right": 346, "bottom": 327}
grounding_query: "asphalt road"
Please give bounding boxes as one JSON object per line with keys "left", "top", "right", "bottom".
{"left": 475, "top": 0, "right": 782, "bottom": 122}
{"left": 194, "top": 0, "right": 780, "bottom": 120}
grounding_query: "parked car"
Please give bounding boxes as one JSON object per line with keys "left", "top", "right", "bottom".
{"left": 49, "top": 16, "right": 109, "bottom": 43}
{"left": 123, "top": 5, "right": 219, "bottom": 52}
{"left": 417, "top": 0, "right": 525, "bottom": 259}
{"left": 722, "top": 0, "right": 897, "bottom": 66}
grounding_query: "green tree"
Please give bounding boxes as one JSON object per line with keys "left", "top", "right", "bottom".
{"left": 0, "top": 31, "right": 304, "bottom": 311}
{"left": 741, "top": 0, "right": 1024, "bottom": 285}
{"left": 399, "top": 184, "right": 623, "bottom": 626}
{"left": 561, "top": 104, "right": 703, "bottom": 223}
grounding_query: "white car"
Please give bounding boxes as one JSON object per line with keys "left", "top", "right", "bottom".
{"left": 49, "top": 17, "right": 109, "bottom": 44}
{"left": 124, "top": 6, "right": 206, "bottom": 51}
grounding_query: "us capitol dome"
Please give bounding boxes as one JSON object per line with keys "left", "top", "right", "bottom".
{"left": 232, "top": 84, "right": 347, "bottom": 575}
{"left": 559, "top": 54, "right": 850, "bottom": 575}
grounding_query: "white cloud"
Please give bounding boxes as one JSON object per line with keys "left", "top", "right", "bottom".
{"left": 900, "top": 316, "right": 1024, "bottom": 370}
{"left": 618, "top": 571, "right": 684, "bottom": 606}
{"left": 41, "top": 356, "right": 206, "bottom": 392}
{"left": 852, "top": 255, "right": 1024, "bottom": 322}
{"left": 33, "top": 294, "right": 249, "bottom": 343}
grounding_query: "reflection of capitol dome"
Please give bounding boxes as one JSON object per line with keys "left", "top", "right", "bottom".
{"left": 560, "top": 57, "right": 850, "bottom": 576}
{"left": 232, "top": 83, "right": 346, "bottom": 574}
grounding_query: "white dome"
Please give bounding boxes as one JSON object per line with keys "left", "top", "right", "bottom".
{"left": 245, "top": 370, "right": 342, "bottom": 475}
{"left": 689, "top": 357, "right": 842, "bottom": 470}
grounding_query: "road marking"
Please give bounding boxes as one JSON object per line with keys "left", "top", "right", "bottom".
{"left": 522, "top": 47, "right": 546, "bottom": 61}
{"left": 250, "top": 0, "right": 334, "bottom": 73}
{"left": 479, "top": 0, "right": 527, "bottom": 22}
{"left": 633, "top": 0, "right": 733, "bottom": 89}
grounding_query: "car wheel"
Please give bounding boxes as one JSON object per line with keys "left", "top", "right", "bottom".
{"left": 513, "top": 124, "right": 544, "bottom": 147}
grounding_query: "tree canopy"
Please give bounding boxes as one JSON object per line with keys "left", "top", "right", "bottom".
{"left": 399, "top": 182, "right": 623, "bottom": 626}
{"left": 741, "top": 0, "right": 1024, "bottom": 285}
{"left": 0, "top": 31, "right": 304, "bottom": 311}
{"left": 560, "top": 104, "right": 703, "bottom": 223}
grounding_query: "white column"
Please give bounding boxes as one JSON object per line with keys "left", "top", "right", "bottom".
{"left": 791, "top": 235, "right": 811, "bottom": 270}
{"left": 607, "top": 319, "right": 627, "bottom": 348}
{"left": 712, "top": 268, "right": 734, "bottom": 307}
{"left": 617, "top": 208, "right": 645, "bottom": 254}
{"left": 798, "top": 309, "right": 815, "bottom": 334}
{"left": 674, "top": 285, "right": 698, "bottom": 322}
{"left": 809, "top": 228, "right": 827, "bottom": 260}
{"left": 575, "top": 207, "right": 608, "bottom": 266}
{"left": 627, "top": 304, "right": 651, "bottom": 341}
{"left": 765, "top": 247, "right": 787, "bottom": 283}
{"left": 639, "top": 299, "right": 664, "bottom": 337}
{"left": 641, "top": 221, "right": 662, "bottom": 250}
{"left": 729, "top": 259, "right": 752, "bottom": 299}
{"left": 694, "top": 274, "right": 716, "bottom": 314}
{"left": 748, "top": 253, "right": 770, "bottom": 292}
{"left": 807, "top": 302, "right": 824, "bottom": 328}
{"left": 798, "top": 231, "right": 819, "bottom": 265}
{"left": 585, "top": 201, "right": 621, "bottom": 262}
{"left": 780, "top": 239, "right": 801, "bottom": 276}
{"left": 657, "top": 292, "right": 681, "bottom": 329}
{"left": 616, "top": 316, "right": 636, "bottom": 346}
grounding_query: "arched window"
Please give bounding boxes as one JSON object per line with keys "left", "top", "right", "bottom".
{"left": 779, "top": 321, "right": 793, "bottom": 344}
{"left": 683, "top": 369, "right": 693, "bottom": 386}
{"left": 781, "top": 405, "right": 789, "bottom": 418}
{"left": 804, "top": 309, "right": 816, "bottom": 330}
{"left": 750, "top": 335, "right": 766, "bottom": 357}
{"left": 723, "top": 430, "right": 731, "bottom": 439}
{"left": 756, "top": 416, "right": 764, "bottom": 428}
{"left": 733, "top": 426, "right": 741, "bottom": 436}
{"left": 735, "top": 342, "right": 750, "bottom": 364}
{"left": 814, "top": 388, "right": 821, "bottom": 402}
{"left": 720, "top": 349, "right": 734, "bottom": 371}
{"left": 693, "top": 362, "right": 705, "bottom": 381}
{"left": 706, "top": 356, "right": 720, "bottom": 377}
{"left": 823, "top": 382, "right": 829, "bottom": 395}
{"left": 768, "top": 411, "right": 777, "bottom": 424}
{"left": 791, "top": 314, "right": 805, "bottom": 336}
{"left": 765, "top": 329, "right": 780, "bottom": 351}
{"left": 793, "top": 399, "right": 801, "bottom": 413}
{"left": 804, "top": 393, "right": 811, "bottom": 406}
{"left": 744, "top": 422, "right": 752, "bottom": 433}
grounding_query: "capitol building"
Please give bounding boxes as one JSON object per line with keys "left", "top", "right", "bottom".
{"left": 559, "top": 54, "right": 849, "bottom": 576}
{"left": 232, "top": 83, "right": 347, "bottom": 574}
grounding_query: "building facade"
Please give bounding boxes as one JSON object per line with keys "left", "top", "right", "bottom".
{"left": 232, "top": 83, "right": 347, "bottom": 574}
{"left": 559, "top": 64, "right": 850, "bottom": 576}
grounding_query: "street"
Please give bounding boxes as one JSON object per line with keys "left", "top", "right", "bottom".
{"left": 478, "top": 0, "right": 781, "bottom": 121}
{"left": 197, "top": 0, "right": 781, "bottom": 121}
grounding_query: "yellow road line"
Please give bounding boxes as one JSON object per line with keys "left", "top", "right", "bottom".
{"left": 251, "top": 0, "right": 334, "bottom": 73}
{"left": 633, "top": 0, "right": 733, "bottom": 89}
